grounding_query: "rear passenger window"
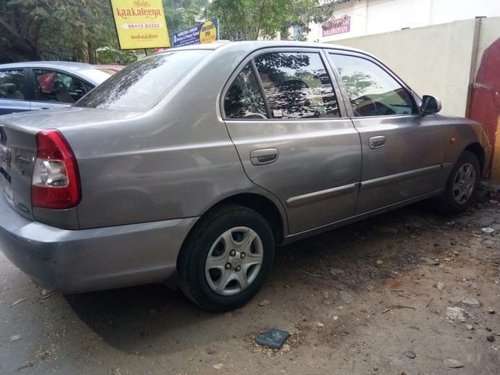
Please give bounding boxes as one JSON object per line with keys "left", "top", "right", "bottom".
{"left": 255, "top": 52, "right": 340, "bottom": 119}
{"left": 0, "top": 69, "right": 25, "bottom": 100}
{"left": 224, "top": 64, "right": 267, "bottom": 119}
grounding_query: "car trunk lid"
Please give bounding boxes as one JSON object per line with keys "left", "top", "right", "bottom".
{"left": 0, "top": 124, "right": 37, "bottom": 220}
{"left": 0, "top": 107, "right": 140, "bottom": 222}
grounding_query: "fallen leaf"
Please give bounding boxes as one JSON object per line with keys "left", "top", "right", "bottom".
{"left": 10, "top": 335, "right": 22, "bottom": 342}
{"left": 10, "top": 298, "right": 26, "bottom": 307}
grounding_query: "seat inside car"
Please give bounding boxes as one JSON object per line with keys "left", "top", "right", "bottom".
{"left": 224, "top": 84, "right": 244, "bottom": 118}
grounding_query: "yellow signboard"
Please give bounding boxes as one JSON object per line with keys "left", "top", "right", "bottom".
{"left": 110, "top": 0, "right": 170, "bottom": 50}
{"left": 200, "top": 20, "right": 217, "bottom": 44}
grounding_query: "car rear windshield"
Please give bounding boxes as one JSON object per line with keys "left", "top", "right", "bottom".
{"left": 76, "top": 50, "right": 210, "bottom": 111}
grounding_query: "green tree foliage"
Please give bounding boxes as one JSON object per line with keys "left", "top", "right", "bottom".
{"left": 0, "top": 0, "right": 335, "bottom": 63}
{"left": 0, "top": 0, "right": 47, "bottom": 62}
{"left": 95, "top": 46, "right": 138, "bottom": 65}
{"left": 208, "top": 0, "right": 335, "bottom": 40}
{"left": 38, "top": 1, "right": 117, "bottom": 63}
{"left": 164, "top": 0, "right": 209, "bottom": 38}
{"left": 338, "top": 70, "right": 376, "bottom": 98}
{"left": 0, "top": 0, "right": 117, "bottom": 63}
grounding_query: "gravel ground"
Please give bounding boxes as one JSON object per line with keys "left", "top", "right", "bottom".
{"left": 1, "top": 190, "right": 499, "bottom": 375}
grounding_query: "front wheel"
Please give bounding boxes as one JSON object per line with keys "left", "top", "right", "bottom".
{"left": 434, "top": 151, "right": 480, "bottom": 214}
{"left": 177, "top": 204, "right": 275, "bottom": 312}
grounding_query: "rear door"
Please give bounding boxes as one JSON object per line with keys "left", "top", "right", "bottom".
{"left": 223, "top": 48, "right": 362, "bottom": 235}
{"left": 328, "top": 51, "right": 447, "bottom": 213}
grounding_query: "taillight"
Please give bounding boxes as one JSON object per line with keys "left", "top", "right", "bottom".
{"left": 32, "top": 130, "right": 81, "bottom": 209}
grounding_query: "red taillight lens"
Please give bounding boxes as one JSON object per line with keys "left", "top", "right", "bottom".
{"left": 32, "top": 130, "right": 81, "bottom": 209}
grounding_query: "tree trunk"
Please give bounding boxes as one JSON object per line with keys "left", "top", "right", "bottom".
{"left": 0, "top": 17, "right": 40, "bottom": 62}
{"left": 87, "top": 40, "right": 97, "bottom": 64}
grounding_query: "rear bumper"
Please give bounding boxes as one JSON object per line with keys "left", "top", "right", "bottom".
{"left": 0, "top": 196, "right": 197, "bottom": 293}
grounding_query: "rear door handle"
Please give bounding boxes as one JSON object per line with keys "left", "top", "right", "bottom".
{"left": 368, "top": 136, "right": 386, "bottom": 149}
{"left": 250, "top": 148, "right": 279, "bottom": 165}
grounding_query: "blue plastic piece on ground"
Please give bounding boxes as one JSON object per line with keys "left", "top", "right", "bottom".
{"left": 255, "top": 328, "right": 290, "bottom": 349}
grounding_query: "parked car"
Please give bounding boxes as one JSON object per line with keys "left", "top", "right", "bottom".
{"left": 0, "top": 41, "right": 492, "bottom": 312}
{"left": 0, "top": 61, "right": 122, "bottom": 115}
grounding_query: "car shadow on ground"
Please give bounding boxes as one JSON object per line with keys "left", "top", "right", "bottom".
{"left": 65, "top": 282, "right": 222, "bottom": 355}
{"left": 64, "top": 202, "right": 464, "bottom": 356}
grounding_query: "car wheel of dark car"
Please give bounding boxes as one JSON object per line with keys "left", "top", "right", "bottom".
{"left": 435, "top": 151, "right": 480, "bottom": 214}
{"left": 177, "top": 204, "right": 275, "bottom": 312}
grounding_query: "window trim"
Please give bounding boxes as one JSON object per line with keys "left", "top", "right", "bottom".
{"left": 220, "top": 47, "right": 348, "bottom": 121}
{"left": 250, "top": 59, "right": 272, "bottom": 119}
{"left": 326, "top": 50, "right": 422, "bottom": 118}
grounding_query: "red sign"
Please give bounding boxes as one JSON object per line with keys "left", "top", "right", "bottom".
{"left": 322, "top": 16, "right": 351, "bottom": 37}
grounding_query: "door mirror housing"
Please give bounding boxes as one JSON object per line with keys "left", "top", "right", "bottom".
{"left": 420, "top": 95, "right": 442, "bottom": 115}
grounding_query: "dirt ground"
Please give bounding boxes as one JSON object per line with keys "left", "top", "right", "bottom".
{"left": 1, "top": 188, "right": 499, "bottom": 375}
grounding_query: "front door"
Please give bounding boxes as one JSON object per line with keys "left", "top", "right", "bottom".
{"left": 329, "top": 52, "right": 447, "bottom": 214}
{"left": 223, "top": 49, "right": 362, "bottom": 234}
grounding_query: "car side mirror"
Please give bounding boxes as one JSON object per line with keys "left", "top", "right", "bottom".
{"left": 420, "top": 95, "right": 442, "bottom": 115}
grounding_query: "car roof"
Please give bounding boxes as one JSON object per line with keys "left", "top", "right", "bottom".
{"left": 162, "top": 41, "right": 372, "bottom": 70}
{"left": 170, "top": 40, "right": 365, "bottom": 54}
{"left": 0, "top": 61, "right": 121, "bottom": 85}
{"left": 0, "top": 61, "right": 96, "bottom": 71}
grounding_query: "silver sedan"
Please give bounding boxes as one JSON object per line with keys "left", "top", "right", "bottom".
{"left": 0, "top": 61, "right": 122, "bottom": 115}
{"left": 0, "top": 41, "right": 492, "bottom": 312}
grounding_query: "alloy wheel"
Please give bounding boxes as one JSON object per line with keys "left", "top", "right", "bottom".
{"left": 452, "top": 162, "right": 476, "bottom": 205}
{"left": 205, "top": 226, "right": 264, "bottom": 296}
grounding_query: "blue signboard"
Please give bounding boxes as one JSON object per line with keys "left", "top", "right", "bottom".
{"left": 173, "top": 18, "right": 220, "bottom": 47}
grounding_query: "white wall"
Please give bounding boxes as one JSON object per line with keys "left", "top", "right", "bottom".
{"left": 430, "top": 0, "right": 499, "bottom": 25}
{"left": 309, "top": 0, "right": 500, "bottom": 43}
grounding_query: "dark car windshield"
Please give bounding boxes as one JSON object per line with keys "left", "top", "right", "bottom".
{"left": 76, "top": 50, "right": 210, "bottom": 111}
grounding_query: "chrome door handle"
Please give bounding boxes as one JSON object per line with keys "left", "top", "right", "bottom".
{"left": 368, "top": 136, "right": 386, "bottom": 149}
{"left": 250, "top": 148, "right": 279, "bottom": 165}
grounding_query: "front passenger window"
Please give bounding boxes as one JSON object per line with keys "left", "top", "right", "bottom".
{"left": 34, "top": 69, "right": 92, "bottom": 104}
{"left": 331, "top": 54, "right": 417, "bottom": 117}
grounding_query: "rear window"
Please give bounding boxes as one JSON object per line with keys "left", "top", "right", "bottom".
{"left": 76, "top": 51, "right": 210, "bottom": 111}
{"left": 77, "top": 68, "right": 116, "bottom": 85}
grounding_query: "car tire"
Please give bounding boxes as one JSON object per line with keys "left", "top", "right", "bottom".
{"left": 177, "top": 204, "right": 275, "bottom": 312}
{"left": 434, "top": 151, "right": 480, "bottom": 215}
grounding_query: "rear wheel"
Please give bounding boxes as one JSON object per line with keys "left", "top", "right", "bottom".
{"left": 177, "top": 204, "right": 275, "bottom": 312}
{"left": 434, "top": 151, "right": 480, "bottom": 214}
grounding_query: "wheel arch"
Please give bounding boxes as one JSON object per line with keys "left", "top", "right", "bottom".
{"left": 181, "top": 193, "right": 286, "bottom": 253}
{"left": 211, "top": 193, "right": 286, "bottom": 245}
{"left": 175, "top": 195, "right": 280, "bottom": 311}
{"left": 464, "top": 142, "right": 486, "bottom": 175}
